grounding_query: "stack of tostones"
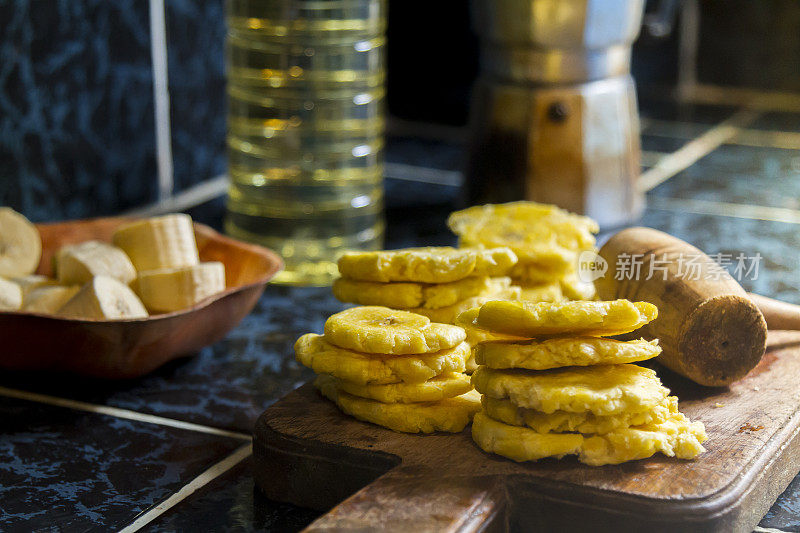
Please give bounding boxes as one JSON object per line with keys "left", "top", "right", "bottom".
{"left": 447, "top": 201, "right": 599, "bottom": 301}
{"left": 461, "top": 299, "right": 708, "bottom": 466}
{"left": 295, "top": 306, "right": 482, "bottom": 433}
{"left": 332, "top": 246, "right": 524, "bottom": 326}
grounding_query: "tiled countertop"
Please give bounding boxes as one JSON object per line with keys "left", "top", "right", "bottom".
{"left": 2, "top": 98, "right": 800, "bottom": 532}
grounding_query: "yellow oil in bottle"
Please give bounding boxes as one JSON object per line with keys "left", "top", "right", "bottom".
{"left": 224, "top": 0, "right": 386, "bottom": 285}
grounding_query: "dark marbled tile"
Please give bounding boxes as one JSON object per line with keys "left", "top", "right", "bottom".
{"left": 647, "top": 144, "right": 800, "bottom": 211}
{"left": 186, "top": 194, "right": 227, "bottom": 232}
{"left": 0, "top": 179, "right": 464, "bottom": 434}
{"left": 0, "top": 0, "right": 158, "bottom": 222}
{"left": 640, "top": 134, "right": 687, "bottom": 154}
{"left": 386, "top": 137, "right": 464, "bottom": 172}
{"left": 187, "top": 170, "right": 461, "bottom": 252}
{"left": 146, "top": 446, "right": 800, "bottom": 533}
{"left": 697, "top": 0, "right": 800, "bottom": 93}
{"left": 760, "top": 473, "right": 800, "bottom": 532}
{"left": 749, "top": 111, "right": 800, "bottom": 133}
{"left": 640, "top": 208, "right": 800, "bottom": 305}
{"left": 385, "top": 176, "right": 460, "bottom": 210}
{"left": 0, "top": 178, "right": 464, "bottom": 433}
{"left": 196, "top": 176, "right": 459, "bottom": 297}
{"left": 0, "top": 396, "right": 243, "bottom": 532}
{"left": 385, "top": 138, "right": 464, "bottom": 247}
{"left": 206, "top": 167, "right": 460, "bottom": 243}
{"left": 186, "top": 138, "right": 465, "bottom": 226}
{"left": 146, "top": 457, "right": 320, "bottom": 532}
{"left": 166, "top": 0, "right": 227, "bottom": 192}
{"left": 386, "top": 199, "right": 459, "bottom": 250}
{"left": 384, "top": 177, "right": 461, "bottom": 249}
{"left": 0, "top": 286, "right": 340, "bottom": 434}
{"left": 640, "top": 119, "right": 713, "bottom": 140}
{"left": 637, "top": 99, "right": 739, "bottom": 126}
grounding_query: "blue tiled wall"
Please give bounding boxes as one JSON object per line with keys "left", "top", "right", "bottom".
{"left": 3, "top": 0, "right": 798, "bottom": 224}
{"left": 0, "top": 1, "right": 157, "bottom": 221}
{"left": 165, "top": 0, "right": 226, "bottom": 193}
{"left": 0, "top": 0, "right": 227, "bottom": 222}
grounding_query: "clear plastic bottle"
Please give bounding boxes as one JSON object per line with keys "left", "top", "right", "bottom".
{"left": 224, "top": 0, "right": 386, "bottom": 285}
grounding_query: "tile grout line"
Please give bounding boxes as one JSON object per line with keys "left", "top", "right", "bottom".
{"left": 0, "top": 386, "right": 251, "bottom": 441}
{"left": 124, "top": 174, "right": 228, "bottom": 217}
{"left": 684, "top": 83, "right": 800, "bottom": 113}
{"left": 148, "top": 0, "right": 175, "bottom": 202}
{"left": 721, "top": 128, "right": 800, "bottom": 151}
{"left": 117, "top": 443, "right": 252, "bottom": 533}
{"left": 638, "top": 108, "right": 761, "bottom": 192}
{"left": 643, "top": 119, "right": 800, "bottom": 150}
{"left": 122, "top": 161, "right": 469, "bottom": 219}
{"left": 648, "top": 196, "right": 800, "bottom": 225}
{"left": 384, "top": 162, "right": 463, "bottom": 187}
{"left": 640, "top": 150, "right": 671, "bottom": 167}
{"left": 675, "top": 0, "right": 699, "bottom": 101}
{"left": 122, "top": 105, "right": 798, "bottom": 218}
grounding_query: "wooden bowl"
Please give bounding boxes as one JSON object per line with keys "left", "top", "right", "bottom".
{"left": 0, "top": 217, "right": 282, "bottom": 378}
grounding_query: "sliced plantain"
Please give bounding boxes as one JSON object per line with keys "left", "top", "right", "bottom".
{"left": 472, "top": 411, "right": 584, "bottom": 462}
{"left": 509, "top": 256, "right": 575, "bottom": 285}
{"left": 475, "top": 299, "right": 658, "bottom": 338}
{"left": 514, "top": 281, "right": 564, "bottom": 304}
{"left": 56, "top": 240, "right": 136, "bottom": 285}
{"left": 474, "top": 337, "right": 662, "bottom": 370}
{"left": 455, "top": 307, "right": 528, "bottom": 345}
{"left": 558, "top": 273, "right": 597, "bottom": 301}
{"left": 581, "top": 414, "right": 707, "bottom": 465}
{"left": 328, "top": 373, "right": 473, "bottom": 404}
{"left": 22, "top": 285, "right": 80, "bottom": 315}
{"left": 133, "top": 261, "right": 225, "bottom": 313}
{"left": 112, "top": 214, "right": 199, "bottom": 271}
{"left": 332, "top": 278, "right": 427, "bottom": 309}
{"left": 295, "top": 334, "right": 470, "bottom": 385}
{"left": 58, "top": 275, "right": 148, "bottom": 320}
{"left": 482, "top": 395, "right": 679, "bottom": 435}
{"left": 471, "top": 364, "right": 669, "bottom": 416}
{"left": 447, "top": 202, "right": 598, "bottom": 258}
{"left": 337, "top": 246, "right": 517, "bottom": 283}
{"left": 0, "top": 207, "right": 41, "bottom": 277}
{"left": 11, "top": 274, "right": 58, "bottom": 297}
{"left": 323, "top": 306, "right": 466, "bottom": 355}
{"left": 472, "top": 410, "right": 706, "bottom": 465}
{"left": 332, "top": 276, "right": 513, "bottom": 310}
{"left": 410, "top": 287, "right": 521, "bottom": 325}
{"left": 316, "top": 375, "right": 482, "bottom": 433}
{"left": 0, "top": 277, "right": 23, "bottom": 310}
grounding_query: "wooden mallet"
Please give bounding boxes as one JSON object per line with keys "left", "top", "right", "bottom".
{"left": 596, "top": 227, "right": 800, "bottom": 387}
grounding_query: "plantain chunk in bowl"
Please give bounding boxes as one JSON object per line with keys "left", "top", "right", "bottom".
{"left": 0, "top": 208, "right": 282, "bottom": 378}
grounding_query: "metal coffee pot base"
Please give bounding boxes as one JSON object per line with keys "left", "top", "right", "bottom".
{"left": 467, "top": 75, "right": 643, "bottom": 228}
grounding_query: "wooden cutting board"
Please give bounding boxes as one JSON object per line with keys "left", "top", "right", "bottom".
{"left": 253, "top": 331, "right": 800, "bottom": 532}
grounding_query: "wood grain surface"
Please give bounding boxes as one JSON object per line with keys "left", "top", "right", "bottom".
{"left": 254, "top": 331, "right": 800, "bottom": 532}
{"left": 749, "top": 293, "right": 800, "bottom": 331}
{"left": 596, "top": 226, "right": 768, "bottom": 387}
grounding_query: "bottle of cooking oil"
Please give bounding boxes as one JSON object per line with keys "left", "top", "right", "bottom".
{"left": 224, "top": 0, "right": 386, "bottom": 285}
